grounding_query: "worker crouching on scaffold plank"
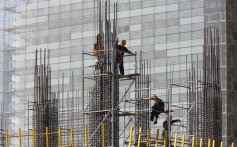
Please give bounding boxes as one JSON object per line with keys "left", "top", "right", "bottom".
{"left": 150, "top": 95, "right": 165, "bottom": 124}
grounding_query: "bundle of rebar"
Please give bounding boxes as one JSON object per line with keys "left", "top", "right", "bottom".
{"left": 88, "top": 1, "right": 119, "bottom": 146}
{"left": 202, "top": 27, "right": 222, "bottom": 146}
{"left": 33, "top": 49, "right": 58, "bottom": 147}
{"left": 135, "top": 59, "right": 150, "bottom": 144}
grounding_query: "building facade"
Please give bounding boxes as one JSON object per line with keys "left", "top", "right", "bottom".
{"left": 0, "top": 0, "right": 236, "bottom": 146}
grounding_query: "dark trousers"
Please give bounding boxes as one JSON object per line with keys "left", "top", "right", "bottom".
{"left": 117, "top": 60, "right": 124, "bottom": 75}
{"left": 150, "top": 110, "right": 159, "bottom": 122}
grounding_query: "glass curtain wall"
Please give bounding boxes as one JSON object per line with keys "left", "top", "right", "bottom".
{"left": 2, "top": 0, "right": 233, "bottom": 146}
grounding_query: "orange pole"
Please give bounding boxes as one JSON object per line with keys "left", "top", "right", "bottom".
{"left": 164, "top": 131, "right": 167, "bottom": 147}
{"left": 70, "top": 126, "right": 75, "bottom": 147}
{"left": 191, "top": 136, "right": 195, "bottom": 147}
{"left": 32, "top": 128, "right": 36, "bottom": 147}
{"left": 58, "top": 126, "right": 63, "bottom": 147}
{"left": 18, "top": 128, "right": 22, "bottom": 147}
{"left": 220, "top": 141, "right": 223, "bottom": 147}
{"left": 181, "top": 134, "right": 185, "bottom": 147}
{"left": 155, "top": 129, "right": 159, "bottom": 147}
{"left": 137, "top": 127, "right": 142, "bottom": 147}
{"left": 6, "top": 128, "right": 9, "bottom": 147}
{"left": 199, "top": 138, "right": 203, "bottom": 147}
{"left": 146, "top": 128, "right": 151, "bottom": 147}
{"left": 128, "top": 125, "right": 133, "bottom": 147}
{"left": 46, "top": 127, "right": 49, "bottom": 147}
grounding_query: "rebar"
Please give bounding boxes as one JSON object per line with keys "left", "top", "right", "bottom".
{"left": 33, "top": 49, "right": 58, "bottom": 147}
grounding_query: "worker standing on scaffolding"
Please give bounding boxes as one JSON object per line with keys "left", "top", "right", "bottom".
{"left": 150, "top": 95, "right": 165, "bottom": 124}
{"left": 93, "top": 34, "right": 103, "bottom": 60}
{"left": 116, "top": 39, "right": 133, "bottom": 75}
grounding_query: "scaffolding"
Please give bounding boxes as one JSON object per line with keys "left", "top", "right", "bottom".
{"left": 0, "top": 0, "right": 223, "bottom": 146}
{"left": 81, "top": 1, "right": 151, "bottom": 146}
{"left": 173, "top": 27, "right": 222, "bottom": 146}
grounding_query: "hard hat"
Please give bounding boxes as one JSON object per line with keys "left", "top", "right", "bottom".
{"left": 151, "top": 95, "right": 158, "bottom": 100}
{"left": 121, "top": 40, "right": 126, "bottom": 46}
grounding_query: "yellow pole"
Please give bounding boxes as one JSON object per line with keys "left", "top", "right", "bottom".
{"left": 232, "top": 142, "right": 234, "bottom": 147}
{"left": 164, "top": 131, "right": 167, "bottom": 147}
{"left": 155, "top": 129, "right": 159, "bottom": 147}
{"left": 85, "top": 124, "right": 89, "bottom": 147}
{"left": 102, "top": 122, "right": 105, "bottom": 147}
{"left": 146, "top": 128, "right": 151, "bottom": 147}
{"left": 220, "top": 141, "right": 223, "bottom": 147}
{"left": 137, "top": 127, "right": 142, "bottom": 147}
{"left": 174, "top": 133, "right": 178, "bottom": 147}
{"left": 181, "top": 134, "right": 185, "bottom": 147}
{"left": 18, "top": 128, "right": 22, "bottom": 147}
{"left": 208, "top": 139, "right": 211, "bottom": 147}
{"left": 32, "top": 128, "right": 36, "bottom": 147}
{"left": 58, "top": 126, "right": 63, "bottom": 147}
{"left": 70, "top": 126, "right": 75, "bottom": 147}
{"left": 46, "top": 127, "right": 49, "bottom": 147}
{"left": 212, "top": 140, "right": 215, "bottom": 147}
{"left": 6, "top": 128, "right": 9, "bottom": 147}
{"left": 199, "top": 138, "right": 203, "bottom": 147}
{"left": 128, "top": 125, "right": 133, "bottom": 147}
{"left": 191, "top": 136, "right": 195, "bottom": 147}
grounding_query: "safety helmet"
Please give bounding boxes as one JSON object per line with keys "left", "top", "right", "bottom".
{"left": 151, "top": 95, "right": 158, "bottom": 100}
{"left": 121, "top": 40, "right": 126, "bottom": 46}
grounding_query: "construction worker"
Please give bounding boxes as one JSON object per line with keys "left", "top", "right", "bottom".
{"left": 162, "top": 115, "right": 181, "bottom": 136}
{"left": 93, "top": 34, "right": 103, "bottom": 60}
{"left": 150, "top": 95, "right": 165, "bottom": 124}
{"left": 116, "top": 40, "right": 133, "bottom": 75}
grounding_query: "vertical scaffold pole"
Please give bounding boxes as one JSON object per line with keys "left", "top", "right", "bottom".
{"left": 82, "top": 51, "right": 85, "bottom": 147}
{"left": 111, "top": 3, "right": 115, "bottom": 145}
{"left": 128, "top": 125, "right": 133, "bottom": 147}
{"left": 146, "top": 128, "right": 150, "bottom": 147}
{"left": 58, "top": 126, "right": 62, "bottom": 147}
{"left": 192, "top": 136, "right": 195, "bottom": 147}
{"left": 85, "top": 125, "right": 89, "bottom": 147}
{"left": 174, "top": 133, "right": 178, "bottom": 147}
{"left": 181, "top": 134, "right": 185, "bottom": 147}
{"left": 70, "top": 126, "right": 75, "bottom": 147}
{"left": 18, "top": 128, "right": 22, "bottom": 147}
{"left": 6, "top": 128, "right": 9, "bottom": 147}
{"left": 46, "top": 127, "right": 49, "bottom": 147}
{"left": 137, "top": 127, "right": 142, "bottom": 147}
{"left": 102, "top": 122, "right": 105, "bottom": 147}
{"left": 32, "top": 128, "right": 36, "bottom": 147}
{"left": 155, "top": 129, "right": 159, "bottom": 147}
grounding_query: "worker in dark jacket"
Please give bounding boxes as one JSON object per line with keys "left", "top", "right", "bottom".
{"left": 150, "top": 95, "right": 165, "bottom": 124}
{"left": 162, "top": 115, "right": 181, "bottom": 144}
{"left": 116, "top": 40, "right": 133, "bottom": 75}
{"left": 163, "top": 115, "right": 181, "bottom": 134}
{"left": 163, "top": 115, "right": 181, "bottom": 131}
